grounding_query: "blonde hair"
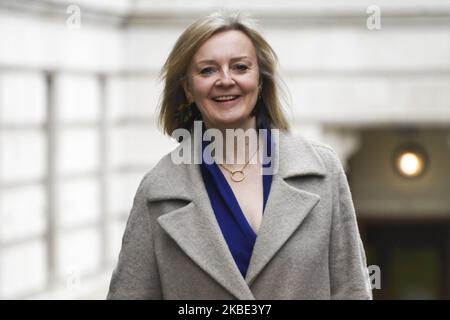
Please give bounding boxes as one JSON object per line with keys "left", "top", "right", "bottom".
{"left": 158, "top": 11, "right": 290, "bottom": 135}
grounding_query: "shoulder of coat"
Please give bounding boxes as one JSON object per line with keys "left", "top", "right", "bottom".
{"left": 136, "top": 152, "right": 182, "bottom": 190}
{"left": 309, "top": 140, "right": 339, "bottom": 159}
{"left": 310, "top": 140, "right": 345, "bottom": 175}
{"left": 300, "top": 137, "right": 343, "bottom": 174}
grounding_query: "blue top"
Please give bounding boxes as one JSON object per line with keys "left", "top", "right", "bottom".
{"left": 200, "top": 123, "right": 273, "bottom": 278}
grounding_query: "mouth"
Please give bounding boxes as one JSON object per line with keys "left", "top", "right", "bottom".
{"left": 211, "top": 95, "right": 241, "bottom": 102}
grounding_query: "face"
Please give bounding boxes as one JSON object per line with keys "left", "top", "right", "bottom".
{"left": 183, "top": 30, "right": 261, "bottom": 130}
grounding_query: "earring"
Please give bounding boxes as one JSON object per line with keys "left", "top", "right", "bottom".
{"left": 175, "top": 101, "right": 194, "bottom": 123}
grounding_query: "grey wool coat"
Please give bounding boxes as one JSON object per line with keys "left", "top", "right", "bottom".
{"left": 107, "top": 131, "right": 372, "bottom": 300}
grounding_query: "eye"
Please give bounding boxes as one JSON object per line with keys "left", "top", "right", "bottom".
{"left": 199, "top": 67, "right": 216, "bottom": 75}
{"left": 234, "top": 64, "right": 249, "bottom": 72}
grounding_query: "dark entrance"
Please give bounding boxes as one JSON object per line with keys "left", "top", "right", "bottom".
{"left": 358, "top": 216, "right": 450, "bottom": 300}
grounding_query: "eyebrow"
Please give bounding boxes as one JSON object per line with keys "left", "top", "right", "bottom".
{"left": 195, "top": 56, "right": 252, "bottom": 65}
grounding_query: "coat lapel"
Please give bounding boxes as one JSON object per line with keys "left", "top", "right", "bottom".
{"left": 148, "top": 130, "right": 327, "bottom": 297}
{"left": 157, "top": 189, "right": 255, "bottom": 300}
{"left": 245, "top": 131, "right": 327, "bottom": 285}
{"left": 245, "top": 175, "right": 321, "bottom": 285}
{"left": 151, "top": 134, "right": 255, "bottom": 300}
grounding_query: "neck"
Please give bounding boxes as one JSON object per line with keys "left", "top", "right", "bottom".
{"left": 204, "top": 117, "right": 260, "bottom": 166}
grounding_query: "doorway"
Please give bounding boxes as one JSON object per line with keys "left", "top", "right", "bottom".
{"left": 358, "top": 216, "right": 450, "bottom": 299}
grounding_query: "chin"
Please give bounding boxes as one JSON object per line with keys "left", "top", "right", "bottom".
{"left": 212, "top": 114, "right": 254, "bottom": 129}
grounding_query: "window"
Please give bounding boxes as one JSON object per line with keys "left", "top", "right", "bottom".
{"left": 0, "top": 69, "right": 174, "bottom": 299}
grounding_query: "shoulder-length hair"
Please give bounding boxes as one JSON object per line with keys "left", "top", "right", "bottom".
{"left": 158, "top": 11, "right": 290, "bottom": 135}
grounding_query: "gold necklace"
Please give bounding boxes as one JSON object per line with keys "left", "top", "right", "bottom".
{"left": 219, "top": 145, "right": 259, "bottom": 182}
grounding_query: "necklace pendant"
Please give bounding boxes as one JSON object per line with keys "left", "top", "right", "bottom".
{"left": 231, "top": 170, "right": 245, "bottom": 182}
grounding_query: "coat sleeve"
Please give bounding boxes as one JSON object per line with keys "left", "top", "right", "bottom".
{"left": 107, "top": 174, "right": 162, "bottom": 299}
{"left": 328, "top": 150, "right": 372, "bottom": 300}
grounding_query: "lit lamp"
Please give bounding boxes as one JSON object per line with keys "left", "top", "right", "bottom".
{"left": 394, "top": 145, "right": 428, "bottom": 178}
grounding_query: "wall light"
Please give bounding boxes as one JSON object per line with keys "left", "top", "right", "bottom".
{"left": 393, "top": 144, "right": 428, "bottom": 178}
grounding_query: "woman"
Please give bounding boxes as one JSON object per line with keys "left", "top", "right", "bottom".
{"left": 107, "top": 12, "right": 372, "bottom": 300}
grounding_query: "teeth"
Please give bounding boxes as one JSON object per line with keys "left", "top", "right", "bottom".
{"left": 213, "top": 95, "right": 238, "bottom": 101}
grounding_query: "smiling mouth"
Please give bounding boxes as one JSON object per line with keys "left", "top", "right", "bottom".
{"left": 212, "top": 95, "right": 241, "bottom": 102}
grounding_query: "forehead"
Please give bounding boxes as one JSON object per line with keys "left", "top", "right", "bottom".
{"left": 192, "top": 30, "right": 257, "bottom": 63}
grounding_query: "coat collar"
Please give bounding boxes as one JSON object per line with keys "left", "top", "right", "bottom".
{"left": 147, "top": 129, "right": 327, "bottom": 299}
{"left": 146, "top": 130, "right": 327, "bottom": 201}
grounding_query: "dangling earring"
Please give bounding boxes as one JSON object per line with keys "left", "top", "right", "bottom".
{"left": 251, "top": 103, "right": 258, "bottom": 116}
{"left": 175, "top": 101, "right": 194, "bottom": 124}
{"left": 252, "top": 85, "right": 263, "bottom": 116}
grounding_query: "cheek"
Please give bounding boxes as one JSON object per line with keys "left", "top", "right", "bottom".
{"left": 241, "top": 74, "right": 260, "bottom": 93}
{"left": 190, "top": 78, "right": 212, "bottom": 98}
{"left": 243, "top": 83, "right": 259, "bottom": 99}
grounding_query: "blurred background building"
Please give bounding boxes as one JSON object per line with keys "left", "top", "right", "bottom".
{"left": 0, "top": 0, "right": 449, "bottom": 299}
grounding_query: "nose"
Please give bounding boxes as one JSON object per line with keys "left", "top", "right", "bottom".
{"left": 216, "top": 69, "right": 235, "bottom": 87}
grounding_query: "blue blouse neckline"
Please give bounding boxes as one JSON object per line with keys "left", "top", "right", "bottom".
{"left": 199, "top": 122, "right": 273, "bottom": 277}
